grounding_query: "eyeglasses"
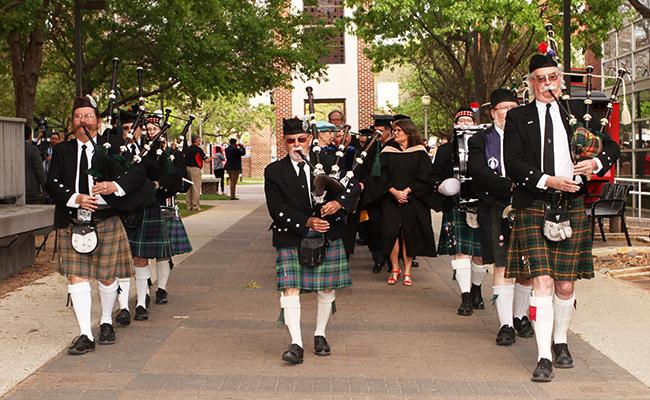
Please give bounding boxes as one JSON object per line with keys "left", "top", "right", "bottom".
{"left": 533, "top": 73, "right": 560, "bottom": 83}
{"left": 73, "top": 113, "right": 96, "bottom": 120}
{"left": 494, "top": 105, "right": 518, "bottom": 112}
{"left": 285, "top": 136, "right": 309, "bottom": 144}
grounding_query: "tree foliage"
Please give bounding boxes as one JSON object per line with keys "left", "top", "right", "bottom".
{"left": 0, "top": 0, "right": 331, "bottom": 123}
{"left": 347, "top": 0, "right": 626, "bottom": 117}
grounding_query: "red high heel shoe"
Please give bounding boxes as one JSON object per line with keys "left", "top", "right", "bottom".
{"left": 403, "top": 274, "right": 413, "bottom": 286}
{"left": 387, "top": 269, "right": 401, "bottom": 285}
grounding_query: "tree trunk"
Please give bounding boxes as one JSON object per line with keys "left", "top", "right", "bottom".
{"left": 7, "top": 4, "right": 47, "bottom": 122}
{"left": 629, "top": 0, "right": 650, "bottom": 18}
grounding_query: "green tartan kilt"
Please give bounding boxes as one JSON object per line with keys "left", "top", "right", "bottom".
{"left": 276, "top": 239, "right": 352, "bottom": 291}
{"left": 57, "top": 215, "right": 133, "bottom": 280}
{"left": 437, "top": 208, "right": 482, "bottom": 256}
{"left": 125, "top": 205, "right": 172, "bottom": 259}
{"left": 506, "top": 199, "right": 594, "bottom": 281}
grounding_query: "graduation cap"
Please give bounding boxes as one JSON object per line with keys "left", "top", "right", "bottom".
{"left": 372, "top": 114, "right": 393, "bottom": 128}
{"left": 358, "top": 128, "right": 374, "bottom": 137}
{"left": 393, "top": 114, "right": 411, "bottom": 121}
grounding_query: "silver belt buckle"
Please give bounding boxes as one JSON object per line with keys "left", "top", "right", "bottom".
{"left": 77, "top": 208, "right": 93, "bottom": 223}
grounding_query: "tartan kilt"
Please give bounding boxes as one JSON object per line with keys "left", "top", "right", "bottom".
{"left": 506, "top": 199, "right": 594, "bottom": 281}
{"left": 124, "top": 205, "right": 172, "bottom": 259}
{"left": 164, "top": 215, "right": 193, "bottom": 255}
{"left": 437, "top": 208, "right": 482, "bottom": 257}
{"left": 57, "top": 215, "right": 133, "bottom": 280}
{"left": 276, "top": 239, "right": 352, "bottom": 291}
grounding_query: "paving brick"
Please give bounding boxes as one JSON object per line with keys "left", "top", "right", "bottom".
{"left": 5, "top": 206, "right": 650, "bottom": 400}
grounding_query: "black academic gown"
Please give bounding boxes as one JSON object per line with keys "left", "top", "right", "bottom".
{"left": 379, "top": 144, "right": 437, "bottom": 257}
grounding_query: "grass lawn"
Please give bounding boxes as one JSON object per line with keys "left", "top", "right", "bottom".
{"left": 177, "top": 193, "right": 231, "bottom": 201}
{"left": 177, "top": 202, "right": 214, "bottom": 218}
{"left": 238, "top": 176, "right": 264, "bottom": 185}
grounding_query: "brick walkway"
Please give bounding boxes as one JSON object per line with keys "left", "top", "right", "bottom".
{"left": 4, "top": 206, "right": 650, "bottom": 400}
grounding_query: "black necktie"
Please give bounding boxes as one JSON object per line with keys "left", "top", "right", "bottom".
{"left": 79, "top": 144, "right": 89, "bottom": 195}
{"left": 544, "top": 104, "right": 555, "bottom": 176}
{"left": 130, "top": 144, "right": 136, "bottom": 155}
{"left": 297, "top": 162, "right": 307, "bottom": 190}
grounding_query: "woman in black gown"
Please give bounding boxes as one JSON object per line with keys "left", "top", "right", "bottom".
{"left": 380, "top": 119, "right": 436, "bottom": 286}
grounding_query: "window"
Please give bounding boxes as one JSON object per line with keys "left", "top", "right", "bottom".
{"left": 635, "top": 51, "right": 649, "bottom": 79}
{"left": 604, "top": 32, "right": 617, "bottom": 59}
{"left": 303, "top": 99, "right": 346, "bottom": 122}
{"left": 635, "top": 20, "right": 649, "bottom": 49}
{"left": 636, "top": 90, "right": 650, "bottom": 120}
{"left": 619, "top": 24, "right": 633, "bottom": 54}
{"left": 303, "top": 0, "right": 345, "bottom": 65}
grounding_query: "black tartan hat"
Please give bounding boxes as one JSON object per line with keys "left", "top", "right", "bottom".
{"left": 283, "top": 117, "right": 307, "bottom": 135}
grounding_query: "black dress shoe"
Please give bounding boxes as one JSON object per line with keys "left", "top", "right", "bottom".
{"left": 68, "top": 335, "right": 96, "bottom": 355}
{"left": 134, "top": 305, "right": 149, "bottom": 321}
{"left": 496, "top": 325, "right": 516, "bottom": 346}
{"left": 372, "top": 264, "right": 382, "bottom": 273}
{"left": 412, "top": 260, "right": 419, "bottom": 268}
{"left": 155, "top": 288, "right": 168, "bottom": 304}
{"left": 98, "top": 323, "right": 117, "bottom": 345}
{"left": 553, "top": 343, "right": 574, "bottom": 368}
{"left": 115, "top": 309, "right": 131, "bottom": 326}
{"left": 470, "top": 284, "right": 485, "bottom": 309}
{"left": 457, "top": 292, "right": 473, "bottom": 316}
{"left": 531, "top": 358, "right": 554, "bottom": 382}
{"left": 282, "top": 344, "right": 304, "bottom": 364}
{"left": 513, "top": 316, "right": 535, "bottom": 338}
{"left": 314, "top": 336, "right": 331, "bottom": 356}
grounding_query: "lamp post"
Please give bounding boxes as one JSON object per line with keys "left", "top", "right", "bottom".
{"left": 421, "top": 95, "right": 432, "bottom": 139}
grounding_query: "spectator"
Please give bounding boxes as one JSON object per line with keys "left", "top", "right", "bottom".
{"left": 24, "top": 125, "right": 47, "bottom": 204}
{"left": 185, "top": 136, "right": 211, "bottom": 210}
{"left": 328, "top": 109, "right": 345, "bottom": 128}
{"left": 213, "top": 145, "right": 226, "bottom": 195}
{"left": 224, "top": 138, "right": 246, "bottom": 200}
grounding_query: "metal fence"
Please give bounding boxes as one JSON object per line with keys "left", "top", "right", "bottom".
{"left": 0, "top": 117, "right": 26, "bottom": 205}
{"left": 614, "top": 177, "right": 650, "bottom": 220}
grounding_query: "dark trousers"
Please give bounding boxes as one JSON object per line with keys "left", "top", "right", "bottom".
{"left": 214, "top": 169, "right": 225, "bottom": 192}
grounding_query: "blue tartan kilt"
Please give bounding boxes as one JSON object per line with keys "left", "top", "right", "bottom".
{"left": 124, "top": 205, "right": 172, "bottom": 259}
{"left": 165, "top": 215, "right": 193, "bottom": 255}
{"left": 437, "top": 208, "right": 482, "bottom": 257}
{"left": 276, "top": 239, "right": 352, "bottom": 291}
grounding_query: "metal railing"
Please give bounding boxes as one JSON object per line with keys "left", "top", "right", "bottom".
{"left": 614, "top": 177, "right": 650, "bottom": 220}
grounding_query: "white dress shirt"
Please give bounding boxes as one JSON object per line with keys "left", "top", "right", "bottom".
{"left": 290, "top": 157, "right": 312, "bottom": 196}
{"left": 66, "top": 138, "right": 125, "bottom": 208}
{"left": 494, "top": 125, "right": 506, "bottom": 178}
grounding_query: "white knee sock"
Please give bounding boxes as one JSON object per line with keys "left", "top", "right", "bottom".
{"left": 98, "top": 280, "right": 119, "bottom": 325}
{"left": 553, "top": 292, "right": 575, "bottom": 344}
{"left": 156, "top": 259, "right": 171, "bottom": 291}
{"left": 117, "top": 277, "right": 131, "bottom": 311}
{"left": 315, "top": 291, "right": 336, "bottom": 337}
{"left": 531, "top": 294, "right": 554, "bottom": 360}
{"left": 493, "top": 284, "right": 514, "bottom": 328}
{"left": 452, "top": 259, "right": 471, "bottom": 293}
{"left": 135, "top": 266, "right": 151, "bottom": 308}
{"left": 513, "top": 283, "right": 532, "bottom": 319}
{"left": 470, "top": 260, "right": 488, "bottom": 286}
{"left": 280, "top": 294, "right": 302, "bottom": 347}
{"left": 68, "top": 282, "right": 93, "bottom": 341}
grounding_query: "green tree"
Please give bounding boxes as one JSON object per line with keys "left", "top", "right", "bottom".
{"left": 1, "top": 0, "right": 331, "bottom": 123}
{"left": 348, "top": 0, "right": 625, "bottom": 117}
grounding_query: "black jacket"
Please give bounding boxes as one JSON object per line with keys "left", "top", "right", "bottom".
{"left": 264, "top": 154, "right": 360, "bottom": 248}
{"left": 430, "top": 143, "right": 457, "bottom": 212}
{"left": 467, "top": 126, "right": 512, "bottom": 205}
{"left": 503, "top": 101, "right": 620, "bottom": 209}
{"left": 225, "top": 144, "right": 246, "bottom": 171}
{"left": 45, "top": 139, "right": 154, "bottom": 228}
{"left": 25, "top": 141, "right": 47, "bottom": 201}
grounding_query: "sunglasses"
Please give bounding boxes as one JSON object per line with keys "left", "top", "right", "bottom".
{"left": 285, "top": 136, "right": 309, "bottom": 144}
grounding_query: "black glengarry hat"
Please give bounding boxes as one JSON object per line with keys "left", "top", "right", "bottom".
{"left": 529, "top": 54, "right": 558, "bottom": 73}
{"left": 283, "top": 117, "right": 307, "bottom": 135}
{"left": 489, "top": 88, "right": 518, "bottom": 108}
{"left": 454, "top": 107, "right": 475, "bottom": 123}
{"left": 73, "top": 95, "right": 99, "bottom": 115}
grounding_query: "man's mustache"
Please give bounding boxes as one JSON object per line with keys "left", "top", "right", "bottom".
{"left": 543, "top": 84, "right": 559, "bottom": 92}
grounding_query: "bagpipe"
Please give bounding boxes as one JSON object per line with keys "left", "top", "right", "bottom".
{"left": 296, "top": 86, "right": 380, "bottom": 206}
{"left": 535, "top": 24, "right": 629, "bottom": 167}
